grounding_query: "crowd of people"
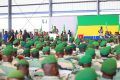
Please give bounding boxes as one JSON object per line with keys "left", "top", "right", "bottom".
{"left": 0, "top": 29, "right": 120, "bottom": 80}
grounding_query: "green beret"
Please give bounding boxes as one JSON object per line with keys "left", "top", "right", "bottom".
{"left": 75, "top": 68, "right": 97, "bottom": 80}
{"left": 24, "top": 43, "right": 31, "bottom": 49}
{"left": 26, "top": 38, "right": 31, "bottom": 41}
{"left": 62, "top": 42, "right": 67, "bottom": 47}
{"left": 34, "top": 41, "right": 40, "bottom": 46}
{"left": 78, "top": 43, "right": 87, "bottom": 49}
{"left": 85, "top": 48, "right": 95, "bottom": 56}
{"left": 70, "top": 44, "right": 76, "bottom": 49}
{"left": 50, "top": 37, "right": 54, "bottom": 41}
{"left": 34, "top": 37, "right": 39, "bottom": 41}
{"left": 69, "top": 37, "right": 74, "bottom": 43}
{"left": 65, "top": 46, "right": 72, "bottom": 52}
{"left": 79, "top": 55, "right": 92, "bottom": 64}
{"left": 57, "top": 40, "right": 62, "bottom": 45}
{"left": 93, "top": 41, "right": 99, "bottom": 47}
{"left": 2, "top": 47, "right": 13, "bottom": 56}
{"left": 87, "top": 44, "right": 95, "bottom": 49}
{"left": 100, "top": 41, "right": 107, "bottom": 47}
{"left": 23, "top": 49, "right": 30, "bottom": 54}
{"left": 88, "top": 40, "right": 94, "bottom": 45}
{"left": 18, "top": 59, "right": 29, "bottom": 66}
{"left": 7, "top": 70, "right": 24, "bottom": 78}
{"left": 28, "top": 40, "right": 34, "bottom": 46}
{"left": 40, "top": 38, "right": 44, "bottom": 42}
{"left": 100, "top": 47, "right": 110, "bottom": 56}
{"left": 106, "top": 46, "right": 111, "bottom": 53}
{"left": 114, "top": 45, "right": 120, "bottom": 52}
{"left": 42, "top": 46, "right": 50, "bottom": 52}
{"left": 116, "top": 49, "right": 120, "bottom": 54}
{"left": 31, "top": 48, "right": 39, "bottom": 54}
{"left": 13, "top": 48, "right": 17, "bottom": 52}
{"left": 50, "top": 42, "right": 56, "bottom": 47}
{"left": 20, "top": 41, "right": 26, "bottom": 47}
{"left": 42, "top": 55, "right": 57, "bottom": 65}
{"left": 101, "top": 58, "right": 117, "bottom": 74}
{"left": 36, "top": 44, "right": 42, "bottom": 50}
{"left": 75, "top": 38, "right": 81, "bottom": 45}
{"left": 13, "top": 39, "right": 19, "bottom": 45}
{"left": 55, "top": 44, "right": 64, "bottom": 53}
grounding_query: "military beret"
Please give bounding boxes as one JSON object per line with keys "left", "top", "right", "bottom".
{"left": 70, "top": 44, "right": 76, "bottom": 49}
{"left": 85, "top": 48, "right": 95, "bottom": 56}
{"left": 75, "top": 68, "right": 97, "bottom": 80}
{"left": 116, "top": 49, "right": 120, "bottom": 54}
{"left": 100, "top": 41, "right": 107, "bottom": 47}
{"left": 20, "top": 41, "right": 26, "bottom": 47}
{"left": 23, "top": 49, "right": 30, "bottom": 54}
{"left": 26, "top": 38, "right": 31, "bottom": 41}
{"left": 24, "top": 43, "right": 31, "bottom": 49}
{"left": 36, "top": 43, "right": 42, "bottom": 50}
{"left": 69, "top": 37, "right": 74, "bottom": 43}
{"left": 75, "top": 38, "right": 81, "bottom": 45}
{"left": 78, "top": 43, "right": 87, "bottom": 49}
{"left": 88, "top": 40, "right": 94, "bottom": 45}
{"left": 34, "top": 37, "right": 39, "bottom": 41}
{"left": 42, "top": 46, "right": 50, "bottom": 52}
{"left": 79, "top": 55, "right": 92, "bottom": 64}
{"left": 42, "top": 55, "right": 57, "bottom": 65}
{"left": 13, "top": 39, "right": 19, "bottom": 45}
{"left": 93, "top": 41, "right": 99, "bottom": 47}
{"left": 55, "top": 44, "right": 64, "bottom": 53}
{"left": 2, "top": 47, "right": 13, "bottom": 56}
{"left": 50, "top": 42, "right": 56, "bottom": 47}
{"left": 100, "top": 47, "right": 110, "bottom": 56}
{"left": 13, "top": 48, "right": 17, "bottom": 52}
{"left": 62, "top": 42, "right": 67, "bottom": 47}
{"left": 18, "top": 59, "right": 29, "bottom": 66}
{"left": 65, "top": 46, "right": 72, "bottom": 52}
{"left": 101, "top": 58, "right": 117, "bottom": 74}
{"left": 31, "top": 48, "right": 39, "bottom": 54}
{"left": 7, "top": 70, "right": 24, "bottom": 79}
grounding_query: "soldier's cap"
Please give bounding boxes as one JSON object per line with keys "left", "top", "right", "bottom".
{"left": 2, "top": 47, "right": 13, "bottom": 56}
{"left": 101, "top": 58, "right": 117, "bottom": 74}
{"left": 93, "top": 41, "right": 99, "bottom": 47}
{"left": 23, "top": 49, "right": 30, "bottom": 54}
{"left": 100, "top": 47, "right": 110, "bottom": 56}
{"left": 78, "top": 43, "right": 87, "bottom": 49}
{"left": 7, "top": 70, "right": 24, "bottom": 78}
{"left": 100, "top": 41, "right": 107, "bottom": 47}
{"left": 13, "top": 48, "right": 17, "bottom": 52}
{"left": 42, "top": 46, "right": 50, "bottom": 52}
{"left": 42, "top": 55, "right": 57, "bottom": 65}
{"left": 20, "top": 41, "right": 26, "bottom": 47}
{"left": 50, "top": 42, "right": 56, "bottom": 47}
{"left": 31, "top": 48, "right": 39, "bottom": 54}
{"left": 70, "top": 44, "right": 76, "bottom": 49}
{"left": 79, "top": 55, "right": 92, "bottom": 64}
{"left": 75, "top": 38, "right": 81, "bottom": 44}
{"left": 55, "top": 44, "right": 64, "bottom": 53}
{"left": 69, "top": 37, "right": 74, "bottom": 42}
{"left": 65, "top": 46, "right": 72, "bottom": 52}
{"left": 75, "top": 68, "right": 97, "bottom": 80}
{"left": 36, "top": 43, "right": 42, "bottom": 49}
{"left": 62, "top": 42, "right": 67, "bottom": 47}
{"left": 85, "top": 48, "right": 95, "bottom": 56}
{"left": 17, "top": 59, "right": 29, "bottom": 66}
{"left": 116, "top": 49, "right": 120, "bottom": 54}
{"left": 13, "top": 39, "right": 19, "bottom": 45}
{"left": 26, "top": 38, "right": 31, "bottom": 41}
{"left": 24, "top": 43, "right": 31, "bottom": 49}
